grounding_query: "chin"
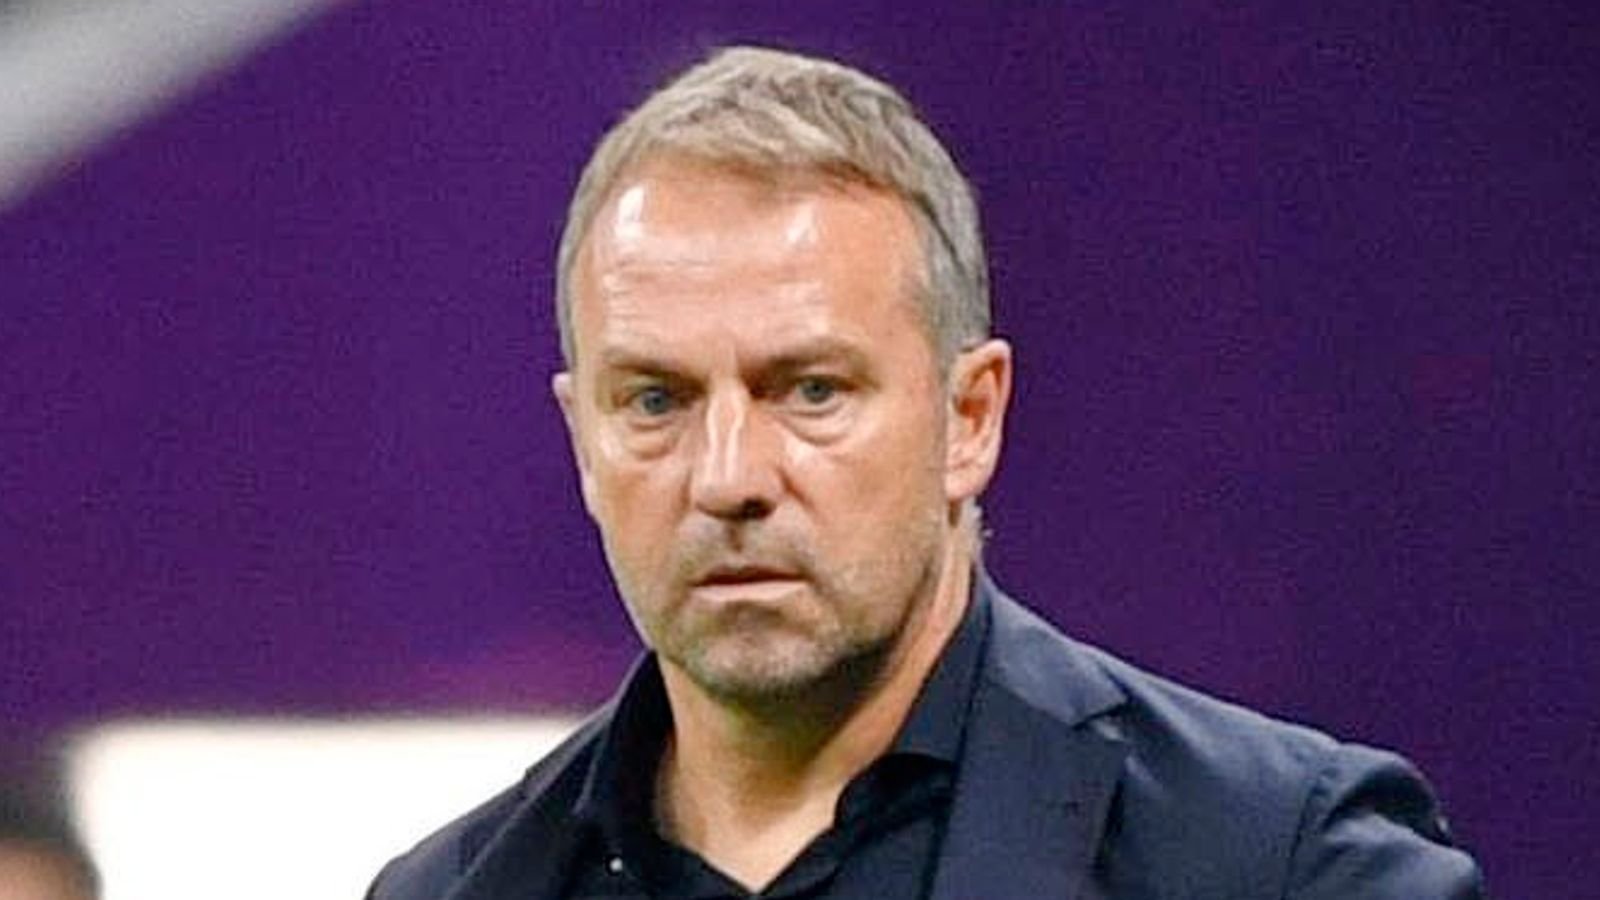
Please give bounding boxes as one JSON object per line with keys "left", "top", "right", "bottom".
{"left": 675, "top": 633, "right": 893, "bottom": 706}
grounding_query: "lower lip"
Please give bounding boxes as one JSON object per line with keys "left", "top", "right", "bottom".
{"left": 690, "top": 579, "right": 805, "bottom": 604}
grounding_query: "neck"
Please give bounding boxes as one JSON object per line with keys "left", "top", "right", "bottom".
{"left": 654, "top": 524, "right": 976, "bottom": 888}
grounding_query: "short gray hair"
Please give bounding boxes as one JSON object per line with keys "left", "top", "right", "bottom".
{"left": 555, "top": 45, "right": 990, "bottom": 369}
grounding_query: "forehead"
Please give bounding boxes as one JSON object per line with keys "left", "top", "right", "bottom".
{"left": 584, "top": 159, "right": 920, "bottom": 280}
{"left": 569, "top": 158, "right": 929, "bottom": 364}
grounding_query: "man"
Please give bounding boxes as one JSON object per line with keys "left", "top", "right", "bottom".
{"left": 369, "top": 46, "right": 1484, "bottom": 899}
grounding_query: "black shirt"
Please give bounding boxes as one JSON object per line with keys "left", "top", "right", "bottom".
{"left": 563, "top": 594, "right": 991, "bottom": 900}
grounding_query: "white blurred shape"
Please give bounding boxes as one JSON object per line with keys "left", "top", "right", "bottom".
{"left": 0, "top": 0, "right": 342, "bottom": 210}
{"left": 67, "top": 716, "right": 582, "bottom": 900}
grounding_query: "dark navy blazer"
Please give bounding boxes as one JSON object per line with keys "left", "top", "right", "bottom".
{"left": 368, "top": 579, "right": 1485, "bottom": 899}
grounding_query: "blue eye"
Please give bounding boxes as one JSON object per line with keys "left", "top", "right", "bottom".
{"left": 795, "top": 377, "right": 838, "bottom": 406}
{"left": 631, "top": 385, "right": 676, "bottom": 416}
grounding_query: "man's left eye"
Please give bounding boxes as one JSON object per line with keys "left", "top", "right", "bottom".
{"left": 793, "top": 377, "right": 839, "bottom": 406}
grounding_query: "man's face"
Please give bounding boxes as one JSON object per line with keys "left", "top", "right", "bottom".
{"left": 556, "top": 158, "right": 970, "bottom": 702}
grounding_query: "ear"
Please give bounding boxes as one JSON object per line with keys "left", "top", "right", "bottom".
{"left": 943, "top": 338, "right": 1013, "bottom": 504}
{"left": 552, "top": 370, "right": 600, "bottom": 519}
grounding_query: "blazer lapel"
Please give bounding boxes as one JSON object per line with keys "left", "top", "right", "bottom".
{"left": 929, "top": 684, "right": 1128, "bottom": 900}
{"left": 440, "top": 710, "right": 614, "bottom": 900}
{"left": 443, "top": 792, "right": 583, "bottom": 900}
{"left": 929, "top": 585, "right": 1131, "bottom": 900}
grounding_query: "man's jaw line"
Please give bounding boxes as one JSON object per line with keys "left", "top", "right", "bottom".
{"left": 659, "top": 635, "right": 898, "bottom": 765}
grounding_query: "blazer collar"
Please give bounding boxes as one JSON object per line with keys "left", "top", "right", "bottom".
{"left": 928, "top": 575, "right": 1130, "bottom": 900}
{"left": 439, "top": 703, "right": 615, "bottom": 900}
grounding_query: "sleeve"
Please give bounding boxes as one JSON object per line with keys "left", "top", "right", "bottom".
{"left": 361, "top": 848, "right": 469, "bottom": 900}
{"left": 363, "top": 862, "right": 391, "bottom": 900}
{"left": 1285, "top": 742, "right": 1486, "bottom": 899}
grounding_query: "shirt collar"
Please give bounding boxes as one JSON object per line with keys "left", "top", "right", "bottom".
{"left": 883, "top": 579, "right": 991, "bottom": 763}
{"left": 571, "top": 652, "right": 670, "bottom": 844}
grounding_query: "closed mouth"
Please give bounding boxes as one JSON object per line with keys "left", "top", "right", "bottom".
{"left": 695, "top": 565, "right": 799, "bottom": 587}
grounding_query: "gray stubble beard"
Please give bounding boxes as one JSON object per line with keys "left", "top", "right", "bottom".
{"left": 621, "top": 501, "right": 948, "bottom": 713}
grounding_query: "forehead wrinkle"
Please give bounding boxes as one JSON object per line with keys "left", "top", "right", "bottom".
{"left": 591, "top": 312, "right": 877, "bottom": 383}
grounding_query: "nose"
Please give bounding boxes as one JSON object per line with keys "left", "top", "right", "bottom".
{"left": 689, "top": 386, "right": 780, "bottom": 522}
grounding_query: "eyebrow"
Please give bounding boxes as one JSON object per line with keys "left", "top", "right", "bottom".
{"left": 758, "top": 338, "right": 873, "bottom": 376}
{"left": 594, "top": 337, "right": 873, "bottom": 380}
{"left": 594, "top": 347, "right": 678, "bottom": 377}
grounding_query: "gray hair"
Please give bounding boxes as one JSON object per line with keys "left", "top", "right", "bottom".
{"left": 555, "top": 45, "right": 990, "bottom": 369}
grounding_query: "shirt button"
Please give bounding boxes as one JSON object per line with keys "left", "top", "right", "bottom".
{"left": 607, "top": 856, "right": 626, "bottom": 876}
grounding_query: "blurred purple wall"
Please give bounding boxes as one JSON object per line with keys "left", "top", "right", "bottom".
{"left": 3, "top": 1, "right": 1596, "bottom": 894}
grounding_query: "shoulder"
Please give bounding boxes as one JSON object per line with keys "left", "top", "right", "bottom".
{"left": 985, "top": 591, "right": 1334, "bottom": 822}
{"left": 984, "top": 586, "right": 1334, "bottom": 774}
{"left": 363, "top": 711, "right": 609, "bottom": 900}
{"left": 982, "top": 587, "right": 1485, "bottom": 897}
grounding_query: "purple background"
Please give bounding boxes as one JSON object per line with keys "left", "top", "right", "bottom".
{"left": 4, "top": 1, "right": 1596, "bottom": 895}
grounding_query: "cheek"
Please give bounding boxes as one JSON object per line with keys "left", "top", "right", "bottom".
{"left": 786, "top": 401, "right": 945, "bottom": 522}
{"left": 590, "top": 441, "right": 689, "bottom": 548}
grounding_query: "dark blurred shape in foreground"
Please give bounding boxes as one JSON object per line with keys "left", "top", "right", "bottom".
{"left": 0, "top": 777, "right": 97, "bottom": 900}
